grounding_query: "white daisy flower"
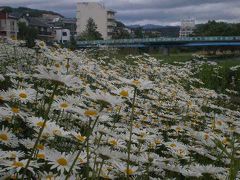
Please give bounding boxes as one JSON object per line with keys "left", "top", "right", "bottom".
{"left": 0, "top": 157, "right": 38, "bottom": 174}
{"left": 34, "top": 65, "right": 82, "bottom": 88}
{"left": 13, "top": 88, "right": 36, "bottom": 104}
{"left": 52, "top": 99, "right": 73, "bottom": 112}
{"left": 119, "top": 77, "right": 154, "bottom": 90}
{"left": 111, "top": 86, "right": 134, "bottom": 99}
{"left": 0, "top": 74, "right": 5, "bottom": 81}
{"left": 0, "top": 127, "right": 18, "bottom": 147}
{"left": 85, "top": 87, "right": 123, "bottom": 107}
{"left": 114, "top": 162, "right": 138, "bottom": 176}
{"left": 47, "top": 150, "right": 76, "bottom": 174}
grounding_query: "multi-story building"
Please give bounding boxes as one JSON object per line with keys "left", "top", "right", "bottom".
{"left": 0, "top": 9, "right": 19, "bottom": 39}
{"left": 76, "top": 2, "right": 116, "bottom": 40}
{"left": 179, "top": 19, "right": 195, "bottom": 37}
{"left": 19, "top": 16, "right": 55, "bottom": 41}
{"left": 52, "top": 17, "right": 77, "bottom": 36}
{"left": 42, "top": 13, "right": 64, "bottom": 22}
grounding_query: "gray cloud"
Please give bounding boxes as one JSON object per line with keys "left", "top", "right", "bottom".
{"left": 1, "top": 0, "right": 240, "bottom": 25}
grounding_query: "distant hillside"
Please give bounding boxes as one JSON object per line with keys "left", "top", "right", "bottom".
{"left": 0, "top": 6, "right": 64, "bottom": 18}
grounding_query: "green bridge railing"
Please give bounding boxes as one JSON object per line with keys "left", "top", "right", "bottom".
{"left": 77, "top": 36, "right": 240, "bottom": 46}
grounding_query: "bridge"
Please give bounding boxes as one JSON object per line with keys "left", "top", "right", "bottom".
{"left": 77, "top": 36, "right": 240, "bottom": 48}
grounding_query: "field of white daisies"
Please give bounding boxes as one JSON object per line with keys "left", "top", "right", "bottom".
{"left": 0, "top": 39, "right": 240, "bottom": 180}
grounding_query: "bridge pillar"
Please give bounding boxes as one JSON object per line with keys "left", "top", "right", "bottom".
{"left": 162, "top": 47, "right": 170, "bottom": 56}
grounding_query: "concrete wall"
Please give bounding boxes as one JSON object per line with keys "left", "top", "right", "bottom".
{"left": 76, "top": 2, "right": 109, "bottom": 40}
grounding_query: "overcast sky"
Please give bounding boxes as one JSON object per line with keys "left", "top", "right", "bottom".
{"left": 1, "top": 0, "right": 240, "bottom": 25}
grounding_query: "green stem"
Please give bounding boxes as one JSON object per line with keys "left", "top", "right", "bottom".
{"left": 126, "top": 87, "right": 137, "bottom": 180}
{"left": 86, "top": 123, "right": 90, "bottom": 179}
{"left": 65, "top": 115, "right": 100, "bottom": 180}
{"left": 22, "top": 83, "right": 58, "bottom": 179}
{"left": 97, "top": 158, "right": 105, "bottom": 179}
{"left": 229, "top": 135, "right": 236, "bottom": 180}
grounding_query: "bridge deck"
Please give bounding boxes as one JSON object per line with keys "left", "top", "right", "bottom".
{"left": 77, "top": 36, "right": 240, "bottom": 48}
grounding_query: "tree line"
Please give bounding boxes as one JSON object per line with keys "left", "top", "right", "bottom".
{"left": 193, "top": 20, "right": 240, "bottom": 36}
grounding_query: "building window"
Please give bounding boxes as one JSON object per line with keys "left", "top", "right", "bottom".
{"left": 62, "top": 32, "right": 67, "bottom": 36}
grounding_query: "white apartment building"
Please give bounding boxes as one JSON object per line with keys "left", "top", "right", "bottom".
{"left": 0, "top": 10, "right": 19, "bottom": 39}
{"left": 179, "top": 19, "right": 195, "bottom": 37}
{"left": 76, "top": 2, "right": 116, "bottom": 40}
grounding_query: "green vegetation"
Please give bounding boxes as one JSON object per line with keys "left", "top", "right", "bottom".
{"left": 68, "top": 36, "right": 77, "bottom": 50}
{"left": 1, "top": 42, "right": 240, "bottom": 179}
{"left": 193, "top": 20, "right": 240, "bottom": 36}
{"left": 101, "top": 49, "right": 240, "bottom": 96}
{"left": 78, "top": 18, "right": 103, "bottom": 41}
{"left": 112, "top": 21, "right": 131, "bottom": 39}
{"left": 18, "top": 22, "right": 38, "bottom": 48}
{"left": 197, "top": 56, "right": 240, "bottom": 93}
{"left": 152, "top": 52, "right": 193, "bottom": 63}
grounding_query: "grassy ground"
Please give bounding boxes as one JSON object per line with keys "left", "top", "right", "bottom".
{"left": 152, "top": 52, "right": 193, "bottom": 63}
{"left": 95, "top": 49, "right": 240, "bottom": 96}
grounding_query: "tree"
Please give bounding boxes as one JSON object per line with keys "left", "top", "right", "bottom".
{"left": 25, "top": 27, "right": 38, "bottom": 48}
{"left": 69, "top": 35, "right": 77, "bottom": 50}
{"left": 2, "top": 7, "right": 12, "bottom": 13}
{"left": 18, "top": 22, "right": 38, "bottom": 48}
{"left": 18, "top": 22, "right": 29, "bottom": 39}
{"left": 134, "top": 27, "right": 144, "bottom": 38}
{"left": 193, "top": 20, "right": 240, "bottom": 36}
{"left": 112, "top": 21, "right": 131, "bottom": 39}
{"left": 78, "top": 18, "right": 103, "bottom": 40}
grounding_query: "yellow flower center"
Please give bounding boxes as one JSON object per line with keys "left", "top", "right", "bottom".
{"left": 76, "top": 135, "right": 86, "bottom": 142}
{"left": 204, "top": 134, "right": 209, "bottom": 140}
{"left": 84, "top": 110, "right": 97, "bottom": 117}
{"left": 60, "top": 102, "right": 69, "bottom": 109}
{"left": 177, "top": 149, "right": 185, "bottom": 156}
{"left": 36, "top": 121, "right": 46, "bottom": 128}
{"left": 57, "top": 157, "right": 68, "bottom": 166}
{"left": 36, "top": 144, "right": 45, "bottom": 150}
{"left": 222, "top": 138, "right": 228, "bottom": 145}
{"left": 46, "top": 175, "right": 54, "bottom": 180}
{"left": 55, "top": 63, "right": 61, "bottom": 68}
{"left": 39, "top": 42, "right": 45, "bottom": 47}
{"left": 53, "top": 129, "right": 62, "bottom": 136}
{"left": 187, "top": 101, "right": 192, "bottom": 107}
{"left": 109, "top": 139, "right": 118, "bottom": 146}
{"left": 4, "top": 116, "right": 12, "bottom": 123}
{"left": 9, "top": 152, "right": 17, "bottom": 158}
{"left": 12, "top": 161, "right": 24, "bottom": 168}
{"left": 124, "top": 168, "right": 135, "bottom": 175}
{"left": 65, "top": 64, "right": 70, "bottom": 68}
{"left": 0, "top": 133, "right": 8, "bottom": 141}
{"left": 19, "top": 92, "right": 27, "bottom": 99}
{"left": 78, "top": 157, "right": 85, "bottom": 164}
{"left": 170, "top": 143, "right": 177, "bottom": 148}
{"left": 155, "top": 139, "right": 161, "bottom": 144}
{"left": 37, "top": 153, "right": 45, "bottom": 159}
{"left": 132, "top": 80, "right": 140, "bottom": 85}
{"left": 176, "top": 127, "right": 182, "bottom": 132}
{"left": 216, "top": 120, "right": 223, "bottom": 126}
{"left": 12, "top": 107, "right": 20, "bottom": 113}
{"left": 142, "top": 117, "right": 148, "bottom": 121}
{"left": 120, "top": 90, "right": 129, "bottom": 97}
